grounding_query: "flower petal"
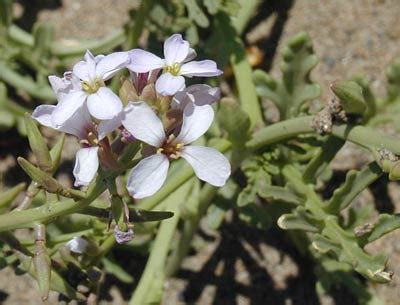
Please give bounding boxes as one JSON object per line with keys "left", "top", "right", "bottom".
{"left": 86, "top": 87, "right": 123, "bottom": 120}
{"left": 121, "top": 102, "right": 166, "bottom": 147}
{"left": 181, "top": 146, "right": 230, "bottom": 187}
{"left": 96, "top": 51, "right": 129, "bottom": 80}
{"left": 32, "top": 105, "right": 56, "bottom": 128}
{"left": 33, "top": 104, "right": 91, "bottom": 139}
{"left": 126, "top": 154, "right": 170, "bottom": 199}
{"left": 184, "top": 48, "right": 197, "bottom": 62}
{"left": 155, "top": 73, "right": 185, "bottom": 96}
{"left": 127, "top": 49, "right": 164, "bottom": 73}
{"left": 73, "top": 147, "right": 99, "bottom": 187}
{"left": 180, "top": 60, "right": 223, "bottom": 77}
{"left": 163, "top": 34, "right": 190, "bottom": 65}
{"left": 65, "top": 237, "right": 89, "bottom": 254}
{"left": 97, "top": 112, "right": 123, "bottom": 140}
{"left": 51, "top": 90, "right": 87, "bottom": 126}
{"left": 172, "top": 84, "right": 220, "bottom": 109}
{"left": 174, "top": 103, "right": 214, "bottom": 145}
{"left": 73, "top": 50, "right": 97, "bottom": 82}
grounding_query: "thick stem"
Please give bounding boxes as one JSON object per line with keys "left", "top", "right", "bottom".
{"left": 0, "top": 61, "right": 55, "bottom": 101}
{"left": 229, "top": 0, "right": 264, "bottom": 128}
{"left": 165, "top": 185, "right": 217, "bottom": 276}
{"left": 129, "top": 181, "right": 194, "bottom": 305}
{"left": 247, "top": 116, "right": 400, "bottom": 155}
{"left": 8, "top": 25, "right": 125, "bottom": 58}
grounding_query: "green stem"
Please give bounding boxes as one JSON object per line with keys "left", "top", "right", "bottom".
{"left": 228, "top": 0, "right": 263, "bottom": 128}
{"left": 125, "top": 0, "right": 153, "bottom": 49}
{"left": 231, "top": 0, "right": 262, "bottom": 35}
{"left": 129, "top": 181, "right": 193, "bottom": 305}
{"left": 165, "top": 184, "right": 217, "bottom": 276}
{"left": 0, "top": 61, "right": 55, "bottom": 101}
{"left": 0, "top": 175, "right": 106, "bottom": 232}
{"left": 8, "top": 25, "right": 126, "bottom": 58}
{"left": 302, "top": 136, "right": 345, "bottom": 183}
{"left": 247, "top": 116, "right": 400, "bottom": 155}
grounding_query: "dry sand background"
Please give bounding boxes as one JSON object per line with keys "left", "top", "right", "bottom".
{"left": 1, "top": 0, "right": 400, "bottom": 304}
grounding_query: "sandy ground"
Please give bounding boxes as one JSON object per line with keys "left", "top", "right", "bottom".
{"left": 1, "top": 0, "right": 400, "bottom": 304}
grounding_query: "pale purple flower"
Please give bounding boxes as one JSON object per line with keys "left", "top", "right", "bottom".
{"left": 172, "top": 84, "right": 221, "bottom": 110}
{"left": 32, "top": 104, "right": 121, "bottom": 186}
{"left": 121, "top": 102, "right": 231, "bottom": 199}
{"left": 50, "top": 50, "right": 129, "bottom": 126}
{"left": 65, "top": 236, "right": 89, "bottom": 254}
{"left": 128, "top": 34, "right": 223, "bottom": 96}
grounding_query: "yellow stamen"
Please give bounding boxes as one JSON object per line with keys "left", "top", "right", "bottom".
{"left": 81, "top": 79, "right": 105, "bottom": 94}
{"left": 164, "top": 63, "right": 181, "bottom": 76}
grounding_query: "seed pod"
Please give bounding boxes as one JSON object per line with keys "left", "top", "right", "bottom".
{"left": 17, "top": 157, "right": 60, "bottom": 193}
{"left": 50, "top": 134, "right": 65, "bottom": 174}
{"left": 24, "top": 115, "right": 53, "bottom": 173}
{"left": 331, "top": 81, "right": 367, "bottom": 115}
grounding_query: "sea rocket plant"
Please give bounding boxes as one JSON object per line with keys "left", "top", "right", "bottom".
{"left": 31, "top": 33, "right": 230, "bottom": 200}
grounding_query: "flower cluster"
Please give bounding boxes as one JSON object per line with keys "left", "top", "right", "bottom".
{"left": 32, "top": 34, "right": 230, "bottom": 199}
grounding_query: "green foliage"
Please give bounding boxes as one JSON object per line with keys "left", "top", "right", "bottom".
{"left": 253, "top": 32, "right": 321, "bottom": 118}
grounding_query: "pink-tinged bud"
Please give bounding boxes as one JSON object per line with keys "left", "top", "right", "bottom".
{"left": 119, "top": 78, "right": 138, "bottom": 105}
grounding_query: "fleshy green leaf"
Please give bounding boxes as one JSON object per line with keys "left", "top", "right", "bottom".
{"left": 253, "top": 32, "right": 320, "bottom": 118}
{"left": 0, "top": 182, "right": 26, "bottom": 209}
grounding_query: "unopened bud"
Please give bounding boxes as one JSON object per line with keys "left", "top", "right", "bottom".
{"left": 331, "top": 81, "right": 366, "bottom": 115}
{"left": 119, "top": 78, "right": 138, "bottom": 105}
{"left": 389, "top": 160, "right": 400, "bottom": 180}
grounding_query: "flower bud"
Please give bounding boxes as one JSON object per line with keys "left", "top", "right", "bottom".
{"left": 389, "top": 160, "right": 400, "bottom": 180}
{"left": 119, "top": 78, "right": 138, "bottom": 105}
{"left": 331, "top": 81, "right": 366, "bottom": 115}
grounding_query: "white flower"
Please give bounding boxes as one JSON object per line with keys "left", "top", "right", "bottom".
{"left": 65, "top": 236, "right": 89, "bottom": 254}
{"left": 128, "top": 34, "right": 223, "bottom": 96}
{"left": 50, "top": 50, "right": 129, "bottom": 126}
{"left": 32, "top": 104, "right": 121, "bottom": 186}
{"left": 121, "top": 102, "right": 231, "bottom": 199}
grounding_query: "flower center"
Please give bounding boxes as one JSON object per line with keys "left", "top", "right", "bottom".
{"left": 81, "top": 79, "right": 105, "bottom": 94}
{"left": 158, "top": 134, "right": 183, "bottom": 159}
{"left": 80, "top": 130, "right": 99, "bottom": 147}
{"left": 164, "top": 63, "right": 181, "bottom": 76}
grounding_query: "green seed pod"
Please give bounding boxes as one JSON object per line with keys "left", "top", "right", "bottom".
{"left": 331, "top": 80, "right": 367, "bottom": 115}
{"left": 50, "top": 134, "right": 65, "bottom": 174}
{"left": 24, "top": 114, "right": 53, "bottom": 173}
{"left": 17, "top": 157, "right": 60, "bottom": 193}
